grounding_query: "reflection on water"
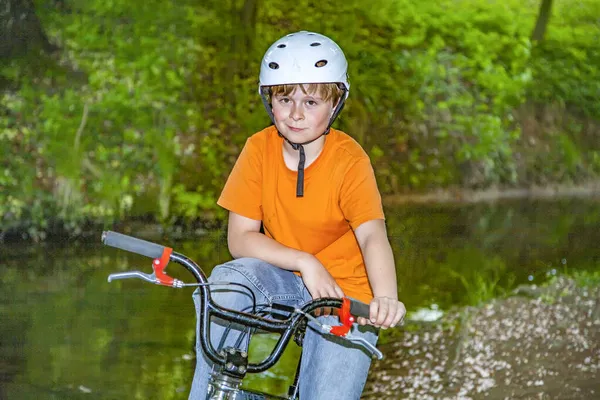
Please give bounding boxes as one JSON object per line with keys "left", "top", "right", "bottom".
{"left": 387, "top": 199, "right": 600, "bottom": 311}
{"left": 1, "top": 199, "right": 599, "bottom": 398}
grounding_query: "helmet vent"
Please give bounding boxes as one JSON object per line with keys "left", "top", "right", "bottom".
{"left": 315, "top": 60, "right": 328, "bottom": 68}
{"left": 268, "top": 62, "right": 280, "bottom": 70}
{"left": 277, "top": 44, "right": 286, "bottom": 48}
{"left": 310, "top": 42, "right": 321, "bottom": 47}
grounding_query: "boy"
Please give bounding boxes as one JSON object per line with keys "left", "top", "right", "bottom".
{"left": 190, "top": 31, "right": 405, "bottom": 399}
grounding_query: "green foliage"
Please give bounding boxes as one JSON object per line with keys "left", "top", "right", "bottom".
{"left": 524, "top": 130, "right": 587, "bottom": 183}
{"left": 528, "top": 0, "right": 600, "bottom": 118}
{"left": 1, "top": 0, "right": 598, "bottom": 238}
{"left": 571, "top": 269, "right": 600, "bottom": 288}
{"left": 441, "top": 249, "right": 517, "bottom": 306}
{"left": 335, "top": 0, "right": 535, "bottom": 190}
{"left": 448, "top": 260, "right": 509, "bottom": 306}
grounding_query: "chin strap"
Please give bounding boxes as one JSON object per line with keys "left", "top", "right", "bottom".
{"left": 260, "top": 87, "right": 347, "bottom": 197}
{"left": 284, "top": 135, "right": 321, "bottom": 197}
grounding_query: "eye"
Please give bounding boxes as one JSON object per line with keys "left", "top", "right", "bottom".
{"left": 306, "top": 100, "right": 318, "bottom": 106}
{"left": 278, "top": 97, "right": 290, "bottom": 104}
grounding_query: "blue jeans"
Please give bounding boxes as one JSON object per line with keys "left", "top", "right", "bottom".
{"left": 188, "top": 258, "right": 378, "bottom": 400}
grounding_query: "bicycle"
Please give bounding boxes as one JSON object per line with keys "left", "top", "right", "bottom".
{"left": 101, "top": 230, "right": 384, "bottom": 399}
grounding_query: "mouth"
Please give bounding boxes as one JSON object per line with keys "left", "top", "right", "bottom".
{"left": 287, "top": 125, "right": 305, "bottom": 132}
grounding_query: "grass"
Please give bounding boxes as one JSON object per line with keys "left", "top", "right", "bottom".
{"left": 571, "top": 269, "right": 600, "bottom": 287}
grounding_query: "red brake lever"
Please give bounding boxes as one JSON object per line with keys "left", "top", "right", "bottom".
{"left": 330, "top": 297, "right": 354, "bottom": 336}
{"left": 152, "top": 247, "right": 174, "bottom": 286}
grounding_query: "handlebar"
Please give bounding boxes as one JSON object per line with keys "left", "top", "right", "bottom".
{"left": 348, "top": 297, "right": 370, "bottom": 318}
{"left": 101, "top": 230, "right": 382, "bottom": 369}
{"left": 102, "top": 231, "right": 167, "bottom": 259}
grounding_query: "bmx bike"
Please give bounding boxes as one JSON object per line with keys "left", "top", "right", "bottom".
{"left": 101, "top": 231, "right": 383, "bottom": 399}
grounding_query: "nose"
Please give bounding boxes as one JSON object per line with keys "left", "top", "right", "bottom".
{"left": 290, "top": 103, "right": 304, "bottom": 121}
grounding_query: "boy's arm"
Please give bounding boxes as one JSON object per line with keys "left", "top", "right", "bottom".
{"left": 227, "top": 211, "right": 344, "bottom": 299}
{"left": 354, "top": 219, "right": 406, "bottom": 329}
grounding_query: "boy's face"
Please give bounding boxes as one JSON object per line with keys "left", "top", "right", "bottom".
{"left": 271, "top": 86, "right": 335, "bottom": 144}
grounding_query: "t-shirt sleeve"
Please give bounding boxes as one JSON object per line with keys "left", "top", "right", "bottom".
{"left": 339, "top": 157, "right": 385, "bottom": 230}
{"left": 217, "top": 137, "right": 263, "bottom": 221}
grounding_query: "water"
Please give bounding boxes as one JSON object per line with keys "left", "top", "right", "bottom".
{"left": 1, "top": 199, "right": 599, "bottom": 399}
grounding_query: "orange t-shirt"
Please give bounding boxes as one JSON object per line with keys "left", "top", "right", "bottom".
{"left": 217, "top": 126, "right": 385, "bottom": 303}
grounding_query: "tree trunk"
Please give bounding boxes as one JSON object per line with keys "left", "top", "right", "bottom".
{"left": 0, "top": 0, "right": 57, "bottom": 59}
{"left": 531, "top": 0, "right": 553, "bottom": 42}
{"left": 228, "top": 0, "right": 258, "bottom": 78}
{"left": 240, "top": 0, "right": 258, "bottom": 52}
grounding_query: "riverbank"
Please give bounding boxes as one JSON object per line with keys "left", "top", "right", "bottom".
{"left": 383, "top": 181, "right": 600, "bottom": 206}
{"left": 2, "top": 181, "right": 600, "bottom": 244}
{"left": 363, "top": 276, "right": 600, "bottom": 399}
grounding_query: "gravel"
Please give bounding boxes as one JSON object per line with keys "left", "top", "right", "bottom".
{"left": 363, "top": 277, "right": 600, "bottom": 399}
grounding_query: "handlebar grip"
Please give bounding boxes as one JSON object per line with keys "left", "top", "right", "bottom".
{"left": 348, "top": 298, "right": 371, "bottom": 319}
{"left": 101, "top": 231, "right": 166, "bottom": 259}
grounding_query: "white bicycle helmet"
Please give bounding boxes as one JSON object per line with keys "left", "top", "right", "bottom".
{"left": 259, "top": 31, "right": 350, "bottom": 95}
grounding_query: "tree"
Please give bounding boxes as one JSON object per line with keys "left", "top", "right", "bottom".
{"left": 229, "top": 0, "right": 259, "bottom": 77}
{"left": 0, "top": 0, "right": 57, "bottom": 59}
{"left": 531, "top": 0, "right": 553, "bottom": 42}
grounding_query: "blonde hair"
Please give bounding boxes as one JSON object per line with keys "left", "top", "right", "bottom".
{"left": 267, "top": 83, "right": 344, "bottom": 106}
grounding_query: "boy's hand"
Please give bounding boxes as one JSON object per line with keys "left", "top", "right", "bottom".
{"left": 357, "top": 297, "right": 406, "bottom": 329}
{"left": 297, "top": 253, "right": 344, "bottom": 300}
